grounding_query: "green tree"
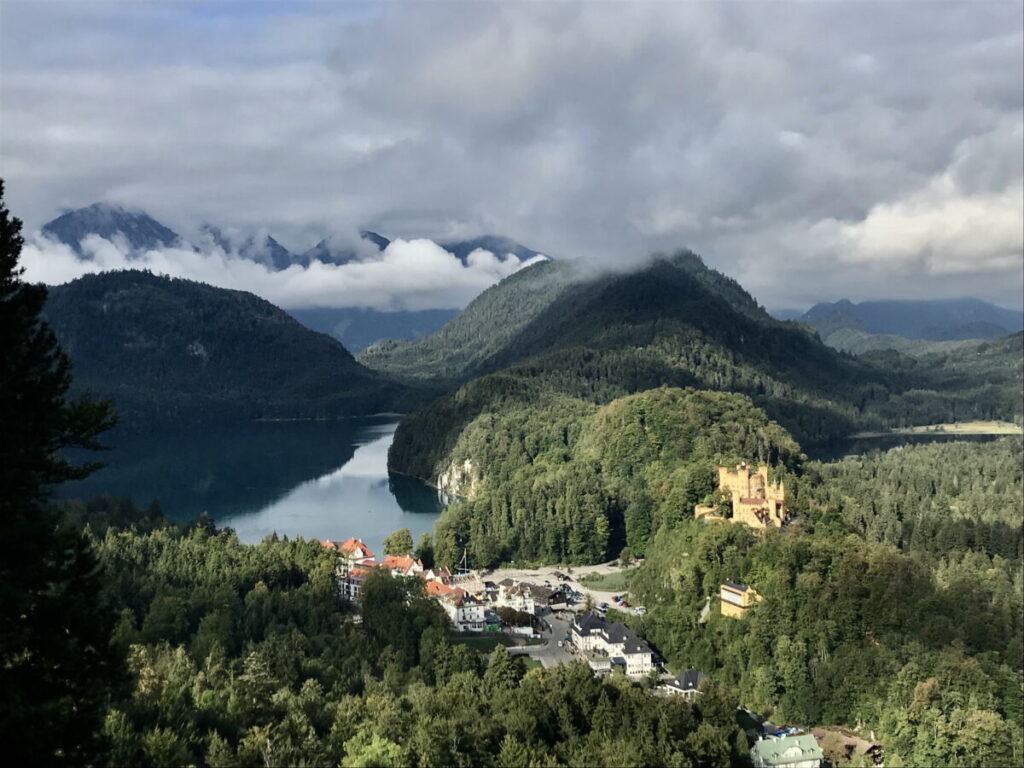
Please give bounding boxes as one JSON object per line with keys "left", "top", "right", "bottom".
{"left": 0, "top": 181, "right": 121, "bottom": 765}
{"left": 383, "top": 527, "right": 414, "bottom": 556}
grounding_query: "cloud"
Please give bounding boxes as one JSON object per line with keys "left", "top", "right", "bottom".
{"left": 19, "top": 234, "right": 542, "bottom": 311}
{"left": 1, "top": 1, "right": 1021, "bottom": 310}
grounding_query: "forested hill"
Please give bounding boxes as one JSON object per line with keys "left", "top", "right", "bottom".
{"left": 385, "top": 251, "right": 1022, "bottom": 499}
{"left": 43, "top": 270, "right": 417, "bottom": 429}
{"left": 383, "top": 252, "right": 893, "bottom": 481}
{"left": 359, "top": 253, "right": 774, "bottom": 383}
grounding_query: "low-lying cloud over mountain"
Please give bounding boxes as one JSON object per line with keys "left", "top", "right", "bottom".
{"left": 2, "top": 1, "right": 1022, "bottom": 309}
{"left": 20, "top": 230, "right": 544, "bottom": 312}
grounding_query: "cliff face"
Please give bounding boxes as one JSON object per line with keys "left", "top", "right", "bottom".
{"left": 436, "top": 458, "right": 480, "bottom": 504}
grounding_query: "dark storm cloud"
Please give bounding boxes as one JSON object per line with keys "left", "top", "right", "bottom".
{"left": 1, "top": 0, "right": 1021, "bottom": 310}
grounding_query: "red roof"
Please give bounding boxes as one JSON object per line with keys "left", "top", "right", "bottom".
{"left": 381, "top": 555, "right": 423, "bottom": 572}
{"left": 348, "top": 566, "right": 371, "bottom": 579}
{"left": 338, "top": 537, "right": 375, "bottom": 558}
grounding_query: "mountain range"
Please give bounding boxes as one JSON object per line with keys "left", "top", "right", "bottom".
{"left": 789, "top": 298, "right": 1023, "bottom": 345}
{"left": 38, "top": 202, "right": 546, "bottom": 348}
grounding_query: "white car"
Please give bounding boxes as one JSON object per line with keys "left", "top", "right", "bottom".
{"left": 633, "top": 606, "right": 647, "bottom": 615}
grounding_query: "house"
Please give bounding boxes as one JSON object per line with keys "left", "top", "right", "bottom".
{"left": 720, "top": 580, "right": 761, "bottom": 619}
{"left": 426, "top": 581, "right": 487, "bottom": 632}
{"left": 570, "top": 612, "right": 655, "bottom": 678}
{"left": 380, "top": 554, "right": 424, "bottom": 578}
{"left": 341, "top": 565, "right": 372, "bottom": 602}
{"left": 810, "top": 728, "right": 883, "bottom": 767}
{"left": 322, "top": 537, "right": 377, "bottom": 570}
{"left": 494, "top": 579, "right": 537, "bottom": 615}
{"left": 750, "top": 735, "right": 823, "bottom": 768}
{"left": 661, "top": 669, "right": 708, "bottom": 700}
{"left": 695, "top": 463, "right": 786, "bottom": 529}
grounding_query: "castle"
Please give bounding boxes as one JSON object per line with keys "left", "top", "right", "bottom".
{"left": 695, "top": 463, "right": 786, "bottom": 529}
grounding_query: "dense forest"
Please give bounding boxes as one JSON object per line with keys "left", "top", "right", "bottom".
{"left": 421, "top": 387, "right": 802, "bottom": 567}
{"left": 382, "top": 254, "right": 1023, "bottom": 501}
{"left": 43, "top": 270, "right": 424, "bottom": 430}
{"left": 627, "top": 438, "right": 1024, "bottom": 768}
{"left": 50, "top": 503, "right": 747, "bottom": 766}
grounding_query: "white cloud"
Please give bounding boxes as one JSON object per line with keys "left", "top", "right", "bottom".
{"left": 19, "top": 234, "right": 541, "bottom": 311}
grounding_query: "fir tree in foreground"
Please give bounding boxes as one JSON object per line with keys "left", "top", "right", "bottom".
{"left": 0, "top": 180, "right": 121, "bottom": 765}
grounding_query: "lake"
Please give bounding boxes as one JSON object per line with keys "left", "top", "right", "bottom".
{"left": 55, "top": 418, "right": 442, "bottom": 555}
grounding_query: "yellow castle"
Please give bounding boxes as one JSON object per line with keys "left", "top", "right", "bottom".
{"left": 695, "top": 463, "right": 786, "bottom": 529}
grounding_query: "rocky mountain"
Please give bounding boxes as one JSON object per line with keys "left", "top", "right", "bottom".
{"left": 42, "top": 202, "right": 181, "bottom": 254}
{"left": 42, "top": 270, "right": 419, "bottom": 430}
{"left": 439, "top": 234, "right": 547, "bottom": 265}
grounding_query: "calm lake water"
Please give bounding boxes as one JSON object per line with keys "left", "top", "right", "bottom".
{"left": 55, "top": 418, "right": 442, "bottom": 555}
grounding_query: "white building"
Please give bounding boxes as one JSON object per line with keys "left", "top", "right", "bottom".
{"left": 750, "top": 735, "right": 823, "bottom": 768}
{"left": 570, "top": 612, "right": 655, "bottom": 678}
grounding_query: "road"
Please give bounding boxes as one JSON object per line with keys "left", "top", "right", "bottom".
{"left": 507, "top": 611, "right": 577, "bottom": 668}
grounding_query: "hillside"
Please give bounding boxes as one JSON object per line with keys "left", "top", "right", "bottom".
{"left": 381, "top": 253, "right": 894, "bottom": 480}
{"left": 43, "top": 271, "right": 417, "bottom": 429}
{"left": 802, "top": 297, "right": 1023, "bottom": 341}
{"left": 382, "top": 253, "right": 1023, "bottom": 516}
{"left": 288, "top": 306, "right": 459, "bottom": 352}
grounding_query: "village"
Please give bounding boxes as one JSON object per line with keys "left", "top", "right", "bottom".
{"left": 319, "top": 463, "right": 884, "bottom": 768}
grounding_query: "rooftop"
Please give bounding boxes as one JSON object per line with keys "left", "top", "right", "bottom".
{"left": 751, "top": 734, "right": 823, "bottom": 766}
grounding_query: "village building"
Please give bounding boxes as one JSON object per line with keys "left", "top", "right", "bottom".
{"left": 661, "top": 669, "right": 708, "bottom": 700}
{"left": 426, "top": 581, "right": 489, "bottom": 632}
{"left": 570, "top": 612, "right": 655, "bottom": 678}
{"left": 750, "top": 734, "right": 823, "bottom": 768}
{"left": 695, "top": 463, "right": 786, "bottom": 529}
{"left": 720, "top": 580, "right": 762, "bottom": 619}
{"left": 810, "top": 728, "right": 883, "bottom": 766}
{"left": 380, "top": 554, "right": 425, "bottom": 578}
{"left": 494, "top": 579, "right": 537, "bottom": 615}
{"left": 340, "top": 565, "right": 371, "bottom": 602}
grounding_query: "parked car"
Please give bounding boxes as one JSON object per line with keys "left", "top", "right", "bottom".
{"left": 633, "top": 606, "right": 647, "bottom": 615}
{"left": 612, "top": 595, "right": 621, "bottom": 602}
{"left": 620, "top": 600, "right": 629, "bottom": 608}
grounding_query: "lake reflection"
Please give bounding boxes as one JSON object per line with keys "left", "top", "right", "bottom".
{"left": 56, "top": 418, "right": 441, "bottom": 555}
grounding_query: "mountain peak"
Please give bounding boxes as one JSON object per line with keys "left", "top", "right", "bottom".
{"left": 42, "top": 203, "right": 180, "bottom": 255}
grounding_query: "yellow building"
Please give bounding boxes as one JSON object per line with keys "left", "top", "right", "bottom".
{"left": 720, "top": 581, "right": 761, "bottom": 619}
{"left": 695, "top": 463, "right": 786, "bottom": 529}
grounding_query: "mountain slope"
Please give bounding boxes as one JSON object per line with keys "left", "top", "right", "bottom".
{"left": 42, "top": 203, "right": 181, "bottom": 254}
{"left": 803, "top": 298, "right": 1023, "bottom": 341}
{"left": 382, "top": 252, "right": 1023, "bottom": 490}
{"left": 43, "top": 270, "right": 416, "bottom": 429}
{"left": 288, "top": 306, "right": 459, "bottom": 352}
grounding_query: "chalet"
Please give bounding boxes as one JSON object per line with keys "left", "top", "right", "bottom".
{"left": 661, "top": 669, "right": 708, "bottom": 700}
{"left": 720, "top": 580, "right": 761, "bottom": 619}
{"left": 570, "top": 612, "right": 655, "bottom": 678}
{"left": 695, "top": 463, "right": 786, "bottom": 529}
{"left": 750, "top": 735, "right": 823, "bottom": 768}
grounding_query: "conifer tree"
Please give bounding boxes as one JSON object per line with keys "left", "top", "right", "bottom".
{"left": 0, "top": 181, "right": 121, "bottom": 765}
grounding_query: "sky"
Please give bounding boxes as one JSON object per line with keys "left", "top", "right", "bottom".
{"left": 1, "top": 0, "right": 1022, "bottom": 311}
